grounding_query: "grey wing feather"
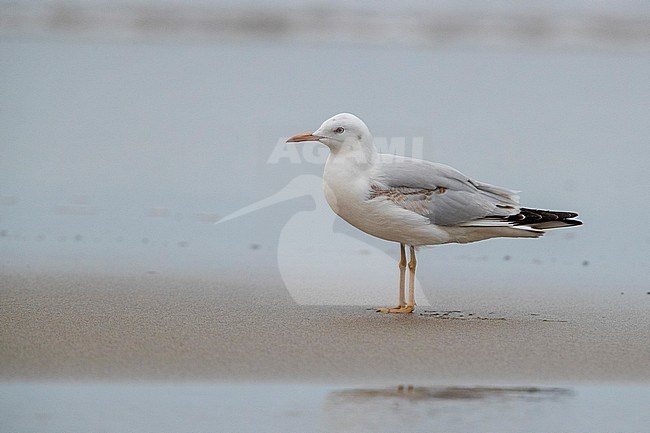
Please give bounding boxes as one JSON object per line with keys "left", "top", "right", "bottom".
{"left": 372, "top": 154, "right": 521, "bottom": 226}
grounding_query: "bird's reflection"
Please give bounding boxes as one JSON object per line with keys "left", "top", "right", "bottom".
{"left": 330, "top": 385, "right": 572, "bottom": 402}
{"left": 325, "top": 385, "right": 573, "bottom": 432}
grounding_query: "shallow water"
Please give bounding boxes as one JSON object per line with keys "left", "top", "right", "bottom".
{"left": 2, "top": 7, "right": 650, "bottom": 303}
{"left": 1, "top": 382, "right": 649, "bottom": 433}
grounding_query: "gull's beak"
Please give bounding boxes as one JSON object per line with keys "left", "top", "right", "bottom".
{"left": 286, "top": 132, "right": 321, "bottom": 143}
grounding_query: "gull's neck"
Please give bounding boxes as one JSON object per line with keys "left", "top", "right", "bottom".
{"left": 326, "top": 137, "right": 378, "bottom": 172}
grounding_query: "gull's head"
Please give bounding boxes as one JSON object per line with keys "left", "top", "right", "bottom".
{"left": 287, "top": 113, "right": 373, "bottom": 154}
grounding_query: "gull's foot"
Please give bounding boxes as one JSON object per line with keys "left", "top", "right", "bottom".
{"left": 376, "top": 305, "right": 414, "bottom": 314}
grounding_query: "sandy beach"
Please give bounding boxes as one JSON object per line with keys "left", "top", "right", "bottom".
{"left": 2, "top": 271, "right": 648, "bottom": 384}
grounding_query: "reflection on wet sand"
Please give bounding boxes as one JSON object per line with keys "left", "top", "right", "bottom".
{"left": 326, "top": 385, "right": 573, "bottom": 432}
{"left": 330, "top": 385, "right": 573, "bottom": 401}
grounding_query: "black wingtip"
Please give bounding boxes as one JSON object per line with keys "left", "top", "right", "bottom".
{"left": 510, "top": 208, "right": 582, "bottom": 227}
{"left": 560, "top": 219, "right": 583, "bottom": 227}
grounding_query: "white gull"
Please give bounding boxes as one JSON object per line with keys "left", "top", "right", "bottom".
{"left": 287, "top": 113, "right": 582, "bottom": 313}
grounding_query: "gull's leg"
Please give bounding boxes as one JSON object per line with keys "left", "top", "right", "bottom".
{"left": 398, "top": 243, "right": 406, "bottom": 307}
{"left": 407, "top": 246, "right": 417, "bottom": 310}
{"left": 376, "top": 243, "right": 414, "bottom": 314}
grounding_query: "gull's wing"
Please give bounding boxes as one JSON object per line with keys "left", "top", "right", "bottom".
{"left": 371, "top": 154, "right": 520, "bottom": 226}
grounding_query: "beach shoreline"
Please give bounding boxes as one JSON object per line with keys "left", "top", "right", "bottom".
{"left": 2, "top": 271, "right": 648, "bottom": 384}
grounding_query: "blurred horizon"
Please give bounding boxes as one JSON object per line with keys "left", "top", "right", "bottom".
{"left": 2, "top": 0, "right": 650, "bottom": 51}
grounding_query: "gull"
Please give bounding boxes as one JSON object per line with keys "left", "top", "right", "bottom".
{"left": 287, "top": 113, "right": 582, "bottom": 314}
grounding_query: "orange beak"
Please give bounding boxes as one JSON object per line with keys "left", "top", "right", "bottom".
{"left": 286, "top": 132, "right": 321, "bottom": 143}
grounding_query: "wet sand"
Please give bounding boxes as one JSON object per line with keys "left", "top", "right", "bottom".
{"left": 1, "top": 271, "right": 649, "bottom": 383}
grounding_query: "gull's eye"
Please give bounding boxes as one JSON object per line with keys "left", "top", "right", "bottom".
{"left": 334, "top": 127, "right": 345, "bottom": 134}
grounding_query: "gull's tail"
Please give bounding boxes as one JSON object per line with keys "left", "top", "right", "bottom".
{"left": 504, "top": 208, "right": 583, "bottom": 230}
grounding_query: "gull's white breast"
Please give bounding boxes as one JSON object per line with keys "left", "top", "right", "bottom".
{"left": 323, "top": 156, "right": 452, "bottom": 246}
